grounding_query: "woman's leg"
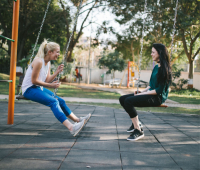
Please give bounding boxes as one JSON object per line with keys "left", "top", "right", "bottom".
{"left": 43, "top": 88, "right": 90, "bottom": 123}
{"left": 24, "top": 86, "right": 69, "bottom": 123}
{"left": 119, "top": 93, "right": 135, "bottom": 109}
{"left": 124, "top": 95, "right": 162, "bottom": 130}
{"left": 23, "top": 86, "right": 86, "bottom": 136}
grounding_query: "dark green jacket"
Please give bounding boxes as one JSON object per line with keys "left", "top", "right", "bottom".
{"left": 149, "top": 64, "right": 170, "bottom": 103}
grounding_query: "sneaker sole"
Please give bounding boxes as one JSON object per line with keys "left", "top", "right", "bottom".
{"left": 127, "top": 134, "right": 144, "bottom": 141}
{"left": 85, "top": 113, "right": 91, "bottom": 124}
{"left": 73, "top": 120, "right": 86, "bottom": 137}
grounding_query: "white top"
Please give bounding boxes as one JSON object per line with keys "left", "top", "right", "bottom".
{"left": 22, "top": 58, "right": 50, "bottom": 94}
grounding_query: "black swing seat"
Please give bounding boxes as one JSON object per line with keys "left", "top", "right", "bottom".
{"left": 16, "top": 95, "right": 29, "bottom": 100}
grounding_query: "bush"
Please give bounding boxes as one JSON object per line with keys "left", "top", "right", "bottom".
{"left": 171, "top": 64, "right": 188, "bottom": 90}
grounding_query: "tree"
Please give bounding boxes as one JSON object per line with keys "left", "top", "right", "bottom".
{"left": 59, "top": 0, "right": 106, "bottom": 62}
{"left": 99, "top": 0, "right": 200, "bottom": 87}
{"left": 0, "top": 0, "right": 67, "bottom": 61}
{"left": 98, "top": 50, "right": 126, "bottom": 77}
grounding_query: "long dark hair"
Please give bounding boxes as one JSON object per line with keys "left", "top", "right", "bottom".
{"left": 152, "top": 43, "right": 172, "bottom": 85}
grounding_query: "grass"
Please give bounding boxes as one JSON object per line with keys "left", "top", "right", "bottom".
{"left": 56, "top": 84, "right": 121, "bottom": 99}
{"left": 0, "top": 73, "right": 19, "bottom": 94}
{"left": 168, "top": 89, "right": 200, "bottom": 104}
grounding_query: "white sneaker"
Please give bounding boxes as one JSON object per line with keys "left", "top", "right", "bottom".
{"left": 70, "top": 119, "right": 86, "bottom": 137}
{"left": 79, "top": 113, "right": 91, "bottom": 124}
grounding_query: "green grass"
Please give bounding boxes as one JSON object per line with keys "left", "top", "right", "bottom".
{"left": 0, "top": 73, "right": 19, "bottom": 94}
{"left": 168, "top": 89, "right": 200, "bottom": 104}
{"left": 56, "top": 84, "right": 121, "bottom": 99}
{"left": 65, "top": 102, "right": 200, "bottom": 115}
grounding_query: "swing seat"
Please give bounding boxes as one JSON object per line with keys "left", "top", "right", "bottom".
{"left": 156, "top": 104, "right": 168, "bottom": 108}
{"left": 16, "top": 95, "right": 29, "bottom": 100}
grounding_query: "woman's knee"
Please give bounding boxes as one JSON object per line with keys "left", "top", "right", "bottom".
{"left": 49, "top": 98, "right": 59, "bottom": 108}
{"left": 58, "top": 98, "right": 65, "bottom": 105}
{"left": 119, "top": 95, "right": 126, "bottom": 105}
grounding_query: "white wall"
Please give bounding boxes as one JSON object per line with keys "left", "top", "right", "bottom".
{"left": 79, "top": 68, "right": 200, "bottom": 90}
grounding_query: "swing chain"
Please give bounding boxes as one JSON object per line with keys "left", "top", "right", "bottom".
{"left": 29, "top": 0, "right": 52, "bottom": 65}
{"left": 137, "top": 0, "right": 148, "bottom": 93}
{"left": 17, "top": 0, "right": 52, "bottom": 96}
{"left": 54, "top": 0, "right": 83, "bottom": 97}
{"left": 170, "top": 0, "right": 179, "bottom": 60}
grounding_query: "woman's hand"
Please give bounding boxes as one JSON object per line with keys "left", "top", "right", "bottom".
{"left": 56, "top": 64, "right": 64, "bottom": 74}
{"left": 49, "top": 81, "right": 61, "bottom": 89}
{"left": 134, "top": 90, "right": 141, "bottom": 95}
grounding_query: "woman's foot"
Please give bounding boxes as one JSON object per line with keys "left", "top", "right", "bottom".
{"left": 127, "top": 121, "right": 143, "bottom": 133}
{"left": 127, "top": 129, "right": 144, "bottom": 141}
{"left": 79, "top": 113, "right": 91, "bottom": 124}
{"left": 70, "top": 120, "right": 86, "bottom": 137}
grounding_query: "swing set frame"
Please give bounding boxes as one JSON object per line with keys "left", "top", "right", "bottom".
{"left": 4, "top": 0, "right": 177, "bottom": 124}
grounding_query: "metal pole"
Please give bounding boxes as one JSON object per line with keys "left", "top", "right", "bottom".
{"left": 87, "top": 13, "right": 93, "bottom": 84}
{"left": 127, "top": 61, "right": 130, "bottom": 88}
{"left": 8, "top": 0, "right": 20, "bottom": 124}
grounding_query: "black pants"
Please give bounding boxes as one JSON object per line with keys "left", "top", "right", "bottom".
{"left": 119, "top": 93, "right": 162, "bottom": 118}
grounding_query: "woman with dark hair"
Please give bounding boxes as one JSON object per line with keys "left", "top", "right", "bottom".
{"left": 119, "top": 43, "right": 172, "bottom": 141}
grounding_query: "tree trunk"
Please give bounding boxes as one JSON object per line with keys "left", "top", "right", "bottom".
{"left": 188, "top": 60, "right": 193, "bottom": 88}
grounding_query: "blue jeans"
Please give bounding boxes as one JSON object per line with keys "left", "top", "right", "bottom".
{"left": 23, "top": 85, "right": 71, "bottom": 123}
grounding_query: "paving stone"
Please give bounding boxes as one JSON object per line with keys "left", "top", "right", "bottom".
{"left": 123, "top": 166, "right": 181, "bottom": 170}
{"left": 0, "top": 101, "right": 199, "bottom": 170}
{"left": 0, "top": 148, "right": 16, "bottom": 160}
{"left": 170, "top": 153, "right": 200, "bottom": 169}
{"left": 0, "top": 158, "right": 61, "bottom": 170}
{"left": 121, "top": 151, "right": 179, "bottom": 167}
{"left": 73, "top": 138, "right": 119, "bottom": 151}
{"left": 0, "top": 135, "right": 34, "bottom": 148}
{"left": 162, "top": 144, "right": 200, "bottom": 156}
{"left": 60, "top": 161, "right": 122, "bottom": 170}
{"left": 24, "top": 136, "right": 75, "bottom": 148}
{"left": 37, "top": 130, "right": 75, "bottom": 139}
{"left": 66, "top": 149, "right": 121, "bottom": 165}
{"left": 119, "top": 140, "right": 166, "bottom": 153}
{"left": 8, "top": 147, "right": 69, "bottom": 161}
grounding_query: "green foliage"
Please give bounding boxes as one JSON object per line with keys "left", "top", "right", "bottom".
{"left": 171, "top": 64, "right": 188, "bottom": 89}
{"left": 98, "top": 0, "right": 200, "bottom": 75}
{"left": 98, "top": 50, "right": 126, "bottom": 74}
{"left": 0, "top": 57, "right": 10, "bottom": 74}
{"left": 0, "top": 0, "right": 68, "bottom": 61}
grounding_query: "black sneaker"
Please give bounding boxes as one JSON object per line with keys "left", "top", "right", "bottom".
{"left": 127, "top": 122, "right": 143, "bottom": 133}
{"left": 127, "top": 129, "right": 144, "bottom": 141}
{"left": 127, "top": 123, "right": 135, "bottom": 133}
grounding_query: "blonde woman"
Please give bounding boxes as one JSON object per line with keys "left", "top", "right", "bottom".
{"left": 22, "top": 39, "right": 90, "bottom": 136}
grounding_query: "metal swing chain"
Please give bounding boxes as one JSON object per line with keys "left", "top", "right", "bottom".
{"left": 18, "top": 0, "right": 52, "bottom": 96}
{"left": 29, "top": 0, "right": 52, "bottom": 65}
{"left": 170, "top": 0, "right": 179, "bottom": 60}
{"left": 54, "top": 0, "right": 83, "bottom": 97}
{"left": 136, "top": 0, "right": 178, "bottom": 93}
{"left": 137, "top": 0, "right": 148, "bottom": 93}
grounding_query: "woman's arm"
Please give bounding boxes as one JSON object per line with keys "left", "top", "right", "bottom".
{"left": 31, "top": 58, "right": 60, "bottom": 89}
{"left": 134, "top": 86, "right": 151, "bottom": 94}
{"left": 135, "top": 89, "right": 157, "bottom": 96}
{"left": 45, "top": 64, "right": 64, "bottom": 83}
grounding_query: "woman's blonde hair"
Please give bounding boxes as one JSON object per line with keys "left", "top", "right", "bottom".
{"left": 35, "top": 39, "right": 60, "bottom": 59}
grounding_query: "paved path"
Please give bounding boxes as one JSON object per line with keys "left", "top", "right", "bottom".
{"left": 0, "top": 102, "right": 199, "bottom": 170}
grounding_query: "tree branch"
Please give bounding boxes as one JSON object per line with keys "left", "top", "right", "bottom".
{"left": 192, "top": 47, "right": 200, "bottom": 60}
